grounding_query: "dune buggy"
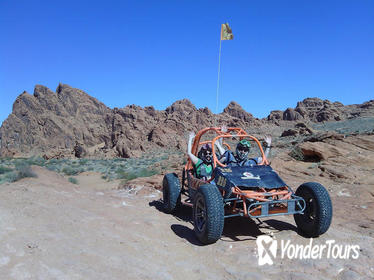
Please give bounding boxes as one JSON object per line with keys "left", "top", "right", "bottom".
{"left": 162, "top": 127, "right": 332, "bottom": 244}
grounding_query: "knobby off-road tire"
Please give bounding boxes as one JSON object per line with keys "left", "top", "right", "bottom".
{"left": 193, "top": 184, "right": 224, "bottom": 245}
{"left": 294, "top": 182, "right": 333, "bottom": 237}
{"left": 162, "top": 173, "right": 181, "bottom": 213}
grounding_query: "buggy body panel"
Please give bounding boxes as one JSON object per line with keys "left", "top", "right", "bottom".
{"left": 213, "top": 165, "right": 288, "bottom": 191}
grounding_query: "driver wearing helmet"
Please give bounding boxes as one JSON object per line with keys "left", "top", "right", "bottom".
{"left": 187, "top": 132, "right": 213, "bottom": 180}
{"left": 216, "top": 136, "right": 272, "bottom": 167}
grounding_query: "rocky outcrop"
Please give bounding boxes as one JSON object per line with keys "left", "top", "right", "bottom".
{"left": 267, "top": 97, "right": 374, "bottom": 122}
{"left": 0, "top": 84, "right": 112, "bottom": 158}
{"left": 298, "top": 142, "right": 343, "bottom": 161}
{"left": 295, "top": 98, "right": 344, "bottom": 122}
{"left": 223, "top": 101, "right": 254, "bottom": 122}
{"left": 267, "top": 110, "right": 283, "bottom": 121}
{"left": 0, "top": 85, "right": 263, "bottom": 158}
{"left": 1, "top": 84, "right": 373, "bottom": 158}
{"left": 283, "top": 108, "right": 303, "bottom": 121}
{"left": 281, "top": 122, "right": 314, "bottom": 137}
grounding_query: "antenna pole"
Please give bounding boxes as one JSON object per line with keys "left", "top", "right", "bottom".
{"left": 215, "top": 37, "right": 222, "bottom": 127}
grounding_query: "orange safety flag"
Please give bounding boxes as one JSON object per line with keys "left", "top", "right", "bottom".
{"left": 220, "top": 23, "right": 234, "bottom": 40}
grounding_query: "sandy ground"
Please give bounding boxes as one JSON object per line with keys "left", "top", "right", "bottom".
{"left": 0, "top": 166, "right": 373, "bottom": 280}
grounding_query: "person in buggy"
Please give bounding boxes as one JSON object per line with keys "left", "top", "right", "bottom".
{"left": 215, "top": 135, "right": 272, "bottom": 167}
{"left": 187, "top": 132, "right": 213, "bottom": 180}
{"left": 188, "top": 129, "right": 272, "bottom": 179}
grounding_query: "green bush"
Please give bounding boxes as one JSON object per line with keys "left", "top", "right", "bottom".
{"left": 0, "top": 165, "right": 12, "bottom": 174}
{"left": 78, "top": 159, "right": 88, "bottom": 165}
{"left": 68, "top": 177, "right": 78, "bottom": 184}
{"left": 117, "top": 170, "right": 138, "bottom": 181}
{"left": 26, "top": 156, "right": 46, "bottom": 166}
{"left": 46, "top": 165, "right": 60, "bottom": 172}
{"left": 14, "top": 160, "right": 27, "bottom": 168}
{"left": 116, "top": 167, "right": 158, "bottom": 181}
{"left": 11, "top": 164, "right": 37, "bottom": 182}
{"left": 48, "top": 158, "right": 59, "bottom": 164}
{"left": 62, "top": 166, "right": 80, "bottom": 176}
{"left": 138, "top": 168, "right": 158, "bottom": 178}
{"left": 3, "top": 171, "right": 19, "bottom": 183}
{"left": 0, "top": 149, "right": 182, "bottom": 184}
{"left": 289, "top": 147, "right": 305, "bottom": 161}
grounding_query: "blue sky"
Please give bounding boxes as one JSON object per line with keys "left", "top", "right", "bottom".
{"left": 1, "top": 0, "right": 373, "bottom": 125}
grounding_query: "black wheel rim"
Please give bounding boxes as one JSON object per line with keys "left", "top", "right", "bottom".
{"left": 195, "top": 195, "right": 206, "bottom": 232}
{"left": 304, "top": 195, "right": 317, "bottom": 223}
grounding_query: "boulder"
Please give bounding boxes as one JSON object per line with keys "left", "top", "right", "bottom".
{"left": 298, "top": 142, "right": 343, "bottom": 161}
{"left": 281, "top": 129, "right": 299, "bottom": 137}
{"left": 283, "top": 108, "right": 302, "bottom": 121}
{"left": 267, "top": 110, "right": 283, "bottom": 121}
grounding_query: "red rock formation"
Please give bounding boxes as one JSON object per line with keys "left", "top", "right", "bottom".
{"left": 1, "top": 84, "right": 373, "bottom": 158}
{"left": 268, "top": 97, "right": 374, "bottom": 122}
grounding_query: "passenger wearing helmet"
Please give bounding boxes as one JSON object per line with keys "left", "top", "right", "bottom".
{"left": 187, "top": 132, "right": 213, "bottom": 180}
{"left": 216, "top": 136, "right": 272, "bottom": 167}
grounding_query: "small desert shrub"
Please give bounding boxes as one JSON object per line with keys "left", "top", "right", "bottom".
{"left": 3, "top": 171, "right": 19, "bottom": 183}
{"left": 117, "top": 170, "right": 138, "bottom": 181}
{"left": 116, "top": 167, "right": 158, "bottom": 181}
{"left": 138, "top": 167, "right": 158, "bottom": 177}
{"left": 11, "top": 164, "right": 37, "bottom": 182}
{"left": 0, "top": 165, "right": 12, "bottom": 174}
{"left": 62, "top": 166, "right": 80, "bottom": 176}
{"left": 26, "top": 156, "right": 46, "bottom": 166}
{"left": 78, "top": 159, "right": 88, "bottom": 165}
{"left": 160, "top": 155, "right": 168, "bottom": 161}
{"left": 46, "top": 165, "right": 59, "bottom": 172}
{"left": 68, "top": 177, "right": 78, "bottom": 184}
{"left": 14, "top": 160, "right": 27, "bottom": 168}
{"left": 0, "top": 148, "right": 183, "bottom": 184}
{"left": 48, "top": 158, "right": 59, "bottom": 164}
{"left": 289, "top": 146, "right": 321, "bottom": 163}
{"left": 289, "top": 147, "right": 305, "bottom": 161}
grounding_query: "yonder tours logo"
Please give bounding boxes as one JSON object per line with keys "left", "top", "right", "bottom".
{"left": 255, "top": 235, "right": 360, "bottom": 266}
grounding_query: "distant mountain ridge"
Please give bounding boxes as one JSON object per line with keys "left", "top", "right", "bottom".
{"left": 0, "top": 83, "right": 373, "bottom": 158}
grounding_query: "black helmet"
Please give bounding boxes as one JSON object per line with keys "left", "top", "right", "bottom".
{"left": 236, "top": 139, "right": 251, "bottom": 161}
{"left": 198, "top": 143, "right": 212, "bottom": 164}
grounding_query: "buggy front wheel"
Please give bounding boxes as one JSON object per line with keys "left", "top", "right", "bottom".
{"left": 193, "top": 184, "right": 224, "bottom": 245}
{"left": 294, "top": 182, "right": 332, "bottom": 237}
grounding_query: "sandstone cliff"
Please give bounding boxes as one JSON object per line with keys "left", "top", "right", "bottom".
{"left": 1, "top": 84, "right": 373, "bottom": 158}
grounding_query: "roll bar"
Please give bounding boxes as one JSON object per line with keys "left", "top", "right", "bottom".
{"left": 185, "top": 127, "right": 268, "bottom": 170}
{"left": 211, "top": 134, "right": 268, "bottom": 168}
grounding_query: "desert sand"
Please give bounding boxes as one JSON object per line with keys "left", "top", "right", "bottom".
{"left": 0, "top": 157, "right": 373, "bottom": 280}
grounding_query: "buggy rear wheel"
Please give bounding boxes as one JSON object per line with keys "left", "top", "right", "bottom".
{"left": 162, "top": 173, "right": 181, "bottom": 213}
{"left": 294, "top": 182, "right": 332, "bottom": 237}
{"left": 193, "top": 184, "right": 224, "bottom": 245}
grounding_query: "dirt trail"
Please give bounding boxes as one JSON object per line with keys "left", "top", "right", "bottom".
{"left": 0, "top": 166, "right": 373, "bottom": 280}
